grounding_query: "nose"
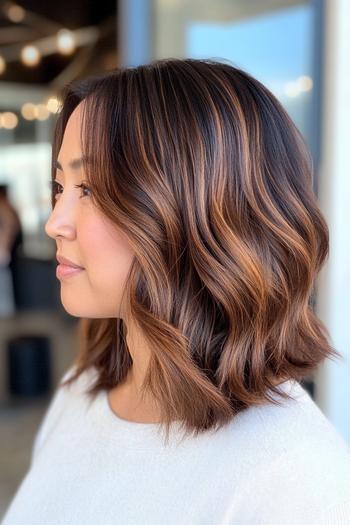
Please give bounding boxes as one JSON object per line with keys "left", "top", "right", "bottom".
{"left": 44, "top": 197, "right": 77, "bottom": 241}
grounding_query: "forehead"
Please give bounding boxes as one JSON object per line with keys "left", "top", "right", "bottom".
{"left": 59, "top": 102, "right": 85, "bottom": 157}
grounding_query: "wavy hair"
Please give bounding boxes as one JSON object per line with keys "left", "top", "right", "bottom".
{"left": 51, "top": 58, "right": 341, "bottom": 445}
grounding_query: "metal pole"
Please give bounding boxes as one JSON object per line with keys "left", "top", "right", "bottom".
{"left": 118, "top": 0, "right": 154, "bottom": 67}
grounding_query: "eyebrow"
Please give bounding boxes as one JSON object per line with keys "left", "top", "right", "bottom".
{"left": 54, "top": 156, "right": 92, "bottom": 172}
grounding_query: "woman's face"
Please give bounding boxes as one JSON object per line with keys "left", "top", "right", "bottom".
{"left": 45, "top": 101, "right": 134, "bottom": 318}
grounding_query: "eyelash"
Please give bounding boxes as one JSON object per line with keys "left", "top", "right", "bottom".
{"left": 49, "top": 180, "right": 92, "bottom": 199}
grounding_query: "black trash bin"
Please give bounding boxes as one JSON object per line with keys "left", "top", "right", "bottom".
{"left": 7, "top": 335, "right": 52, "bottom": 397}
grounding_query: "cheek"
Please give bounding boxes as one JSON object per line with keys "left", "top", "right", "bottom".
{"left": 80, "top": 219, "right": 135, "bottom": 290}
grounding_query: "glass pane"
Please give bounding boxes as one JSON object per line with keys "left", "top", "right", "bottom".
{"left": 154, "top": 0, "right": 315, "bottom": 146}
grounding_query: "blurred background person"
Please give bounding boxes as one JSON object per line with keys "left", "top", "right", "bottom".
{"left": 0, "top": 184, "right": 22, "bottom": 316}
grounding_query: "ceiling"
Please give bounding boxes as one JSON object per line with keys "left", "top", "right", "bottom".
{"left": 0, "top": 0, "right": 118, "bottom": 85}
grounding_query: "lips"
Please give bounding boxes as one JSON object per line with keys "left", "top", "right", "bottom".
{"left": 56, "top": 254, "right": 84, "bottom": 269}
{"left": 56, "top": 254, "right": 85, "bottom": 281}
{"left": 56, "top": 264, "right": 84, "bottom": 279}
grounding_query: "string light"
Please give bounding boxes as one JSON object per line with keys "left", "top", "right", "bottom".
{"left": 57, "top": 29, "right": 76, "bottom": 55}
{"left": 0, "top": 18, "right": 99, "bottom": 71}
{"left": 35, "top": 104, "right": 50, "bottom": 120}
{"left": 0, "top": 112, "right": 18, "bottom": 129}
{"left": 0, "top": 7, "right": 100, "bottom": 129}
{"left": 21, "top": 45, "right": 41, "bottom": 66}
{"left": 46, "top": 97, "right": 61, "bottom": 113}
{"left": 284, "top": 75, "right": 313, "bottom": 98}
{"left": 6, "top": 3, "right": 25, "bottom": 23}
{"left": 21, "top": 103, "right": 36, "bottom": 120}
{"left": 297, "top": 76, "right": 313, "bottom": 92}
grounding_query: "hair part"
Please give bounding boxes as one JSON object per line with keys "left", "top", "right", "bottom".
{"left": 52, "top": 58, "right": 341, "bottom": 445}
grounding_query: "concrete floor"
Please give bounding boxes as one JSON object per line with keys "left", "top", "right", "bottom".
{"left": 0, "top": 311, "right": 78, "bottom": 520}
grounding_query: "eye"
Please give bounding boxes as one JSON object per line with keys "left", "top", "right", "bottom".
{"left": 48, "top": 180, "right": 92, "bottom": 199}
{"left": 73, "top": 183, "right": 92, "bottom": 198}
{"left": 49, "top": 180, "right": 63, "bottom": 199}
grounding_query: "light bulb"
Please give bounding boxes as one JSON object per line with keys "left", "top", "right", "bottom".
{"left": 1, "top": 112, "right": 18, "bottom": 129}
{"left": 57, "top": 29, "right": 76, "bottom": 55}
{"left": 21, "top": 45, "right": 41, "bottom": 66}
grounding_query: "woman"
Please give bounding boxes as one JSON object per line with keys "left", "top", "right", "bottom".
{"left": 2, "top": 58, "right": 350, "bottom": 524}
{"left": 0, "top": 185, "right": 22, "bottom": 316}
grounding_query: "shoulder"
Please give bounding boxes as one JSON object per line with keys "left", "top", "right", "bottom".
{"left": 227, "top": 379, "right": 350, "bottom": 522}
{"left": 218, "top": 380, "right": 350, "bottom": 524}
{"left": 233, "top": 379, "right": 350, "bottom": 457}
{"left": 31, "top": 364, "right": 97, "bottom": 464}
{"left": 318, "top": 499, "right": 350, "bottom": 524}
{"left": 258, "top": 431, "right": 350, "bottom": 524}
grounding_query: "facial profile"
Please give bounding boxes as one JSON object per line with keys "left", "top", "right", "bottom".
{"left": 44, "top": 101, "right": 135, "bottom": 319}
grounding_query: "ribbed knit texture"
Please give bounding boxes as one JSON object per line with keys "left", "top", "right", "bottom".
{"left": 2, "top": 366, "right": 350, "bottom": 524}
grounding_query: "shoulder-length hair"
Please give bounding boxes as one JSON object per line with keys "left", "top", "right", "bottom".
{"left": 52, "top": 58, "right": 341, "bottom": 444}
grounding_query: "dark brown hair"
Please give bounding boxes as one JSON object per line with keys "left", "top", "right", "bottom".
{"left": 51, "top": 58, "right": 341, "bottom": 445}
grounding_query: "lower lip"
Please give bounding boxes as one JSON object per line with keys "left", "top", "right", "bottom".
{"left": 56, "top": 264, "right": 85, "bottom": 279}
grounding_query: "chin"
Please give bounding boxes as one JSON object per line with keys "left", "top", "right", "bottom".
{"left": 61, "top": 304, "right": 83, "bottom": 317}
{"left": 60, "top": 296, "right": 87, "bottom": 318}
{"left": 61, "top": 303, "right": 115, "bottom": 319}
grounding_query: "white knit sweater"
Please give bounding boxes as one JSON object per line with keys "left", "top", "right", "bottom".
{"left": 2, "top": 366, "right": 350, "bottom": 524}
